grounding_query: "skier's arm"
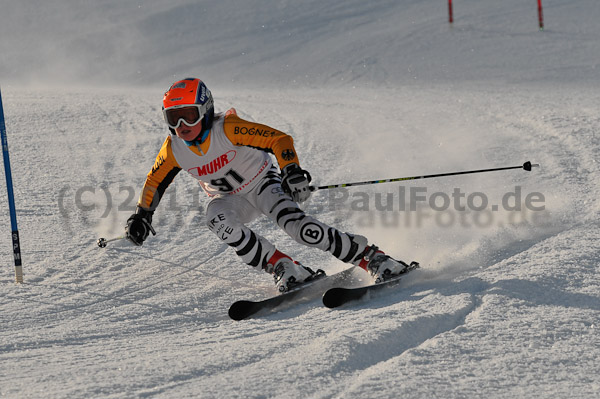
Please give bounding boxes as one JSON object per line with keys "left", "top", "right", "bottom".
{"left": 138, "top": 136, "right": 182, "bottom": 211}
{"left": 126, "top": 137, "right": 181, "bottom": 246}
{"left": 222, "top": 114, "right": 300, "bottom": 169}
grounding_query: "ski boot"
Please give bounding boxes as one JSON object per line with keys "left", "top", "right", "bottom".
{"left": 266, "top": 250, "right": 317, "bottom": 293}
{"left": 354, "top": 245, "right": 411, "bottom": 283}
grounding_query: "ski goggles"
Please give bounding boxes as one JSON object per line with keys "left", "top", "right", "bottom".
{"left": 163, "top": 103, "right": 211, "bottom": 129}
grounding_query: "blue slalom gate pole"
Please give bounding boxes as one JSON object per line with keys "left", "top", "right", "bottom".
{"left": 0, "top": 88, "right": 23, "bottom": 283}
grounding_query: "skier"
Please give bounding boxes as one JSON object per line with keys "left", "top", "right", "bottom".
{"left": 125, "top": 77, "right": 410, "bottom": 292}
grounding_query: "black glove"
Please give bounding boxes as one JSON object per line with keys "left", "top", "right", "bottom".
{"left": 125, "top": 207, "right": 156, "bottom": 246}
{"left": 281, "top": 163, "right": 312, "bottom": 203}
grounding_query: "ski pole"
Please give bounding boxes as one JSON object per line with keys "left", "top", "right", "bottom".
{"left": 97, "top": 235, "right": 126, "bottom": 248}
{"left": 310, "top": 161, "right": 539, "bottom": 191}
{"left": 1, "top": 87, "right": 23, "bottom": 283}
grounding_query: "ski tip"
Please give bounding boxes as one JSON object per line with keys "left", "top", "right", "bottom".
{"left": 322, "top": 287, "right": 348, "bottom": 309}
{"left": 228, "top": 300, "right": 255, "bottom": 321}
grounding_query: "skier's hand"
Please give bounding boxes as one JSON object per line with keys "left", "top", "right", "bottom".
{"left": 125, "top": 207, "right": 156, "bottom": 246}
{"left": 281, "top": 163, "right": 312, "bottom": 203}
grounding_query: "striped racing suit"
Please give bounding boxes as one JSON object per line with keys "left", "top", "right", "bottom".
{"left": 138, "top": 110, "right": 367, "bottom": 270}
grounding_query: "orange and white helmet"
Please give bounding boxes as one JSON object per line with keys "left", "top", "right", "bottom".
{"left": 162, "top": 78, "right": 214, "bottom": 132}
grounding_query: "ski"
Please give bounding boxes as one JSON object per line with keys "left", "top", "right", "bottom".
{"left": 322, "top": 261, "right": 420, "bottom": 308}
{"left": 229, "top": 267, "right": 358, "bottom": 320}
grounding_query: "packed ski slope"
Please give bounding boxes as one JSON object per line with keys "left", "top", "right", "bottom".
{"left": 1, "top": 1, "right": 599, "bottom": 398}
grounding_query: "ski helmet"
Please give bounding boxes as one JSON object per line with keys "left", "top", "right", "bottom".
{"left": 162, "top": 78, "right": 215, "bottom": 135}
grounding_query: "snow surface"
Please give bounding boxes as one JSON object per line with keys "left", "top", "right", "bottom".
{"left": 1, "top": 0, "right": 599, "bottom": 398}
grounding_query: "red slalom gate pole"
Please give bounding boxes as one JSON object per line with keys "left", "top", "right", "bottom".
{"left": 448, "top": 0, "right": 454, "bottom": 24}
{"left": 538, "top": 0, "right": 544, "bottom": 30}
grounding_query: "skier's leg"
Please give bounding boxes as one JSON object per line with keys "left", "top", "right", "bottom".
{"left": 251, "top": 170, "right": 368, "bottom": 265}
{"left": 205, "top": 195, "right": 315, "bottom": 290}
{"left": 205, "top": 195, "right": 276, "bottom": 268}
{"left": 251, "top": 170, "right": 414, "bottom": 281}
{"left": 206, "top": 195, "right": 313, "bottom": 291}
